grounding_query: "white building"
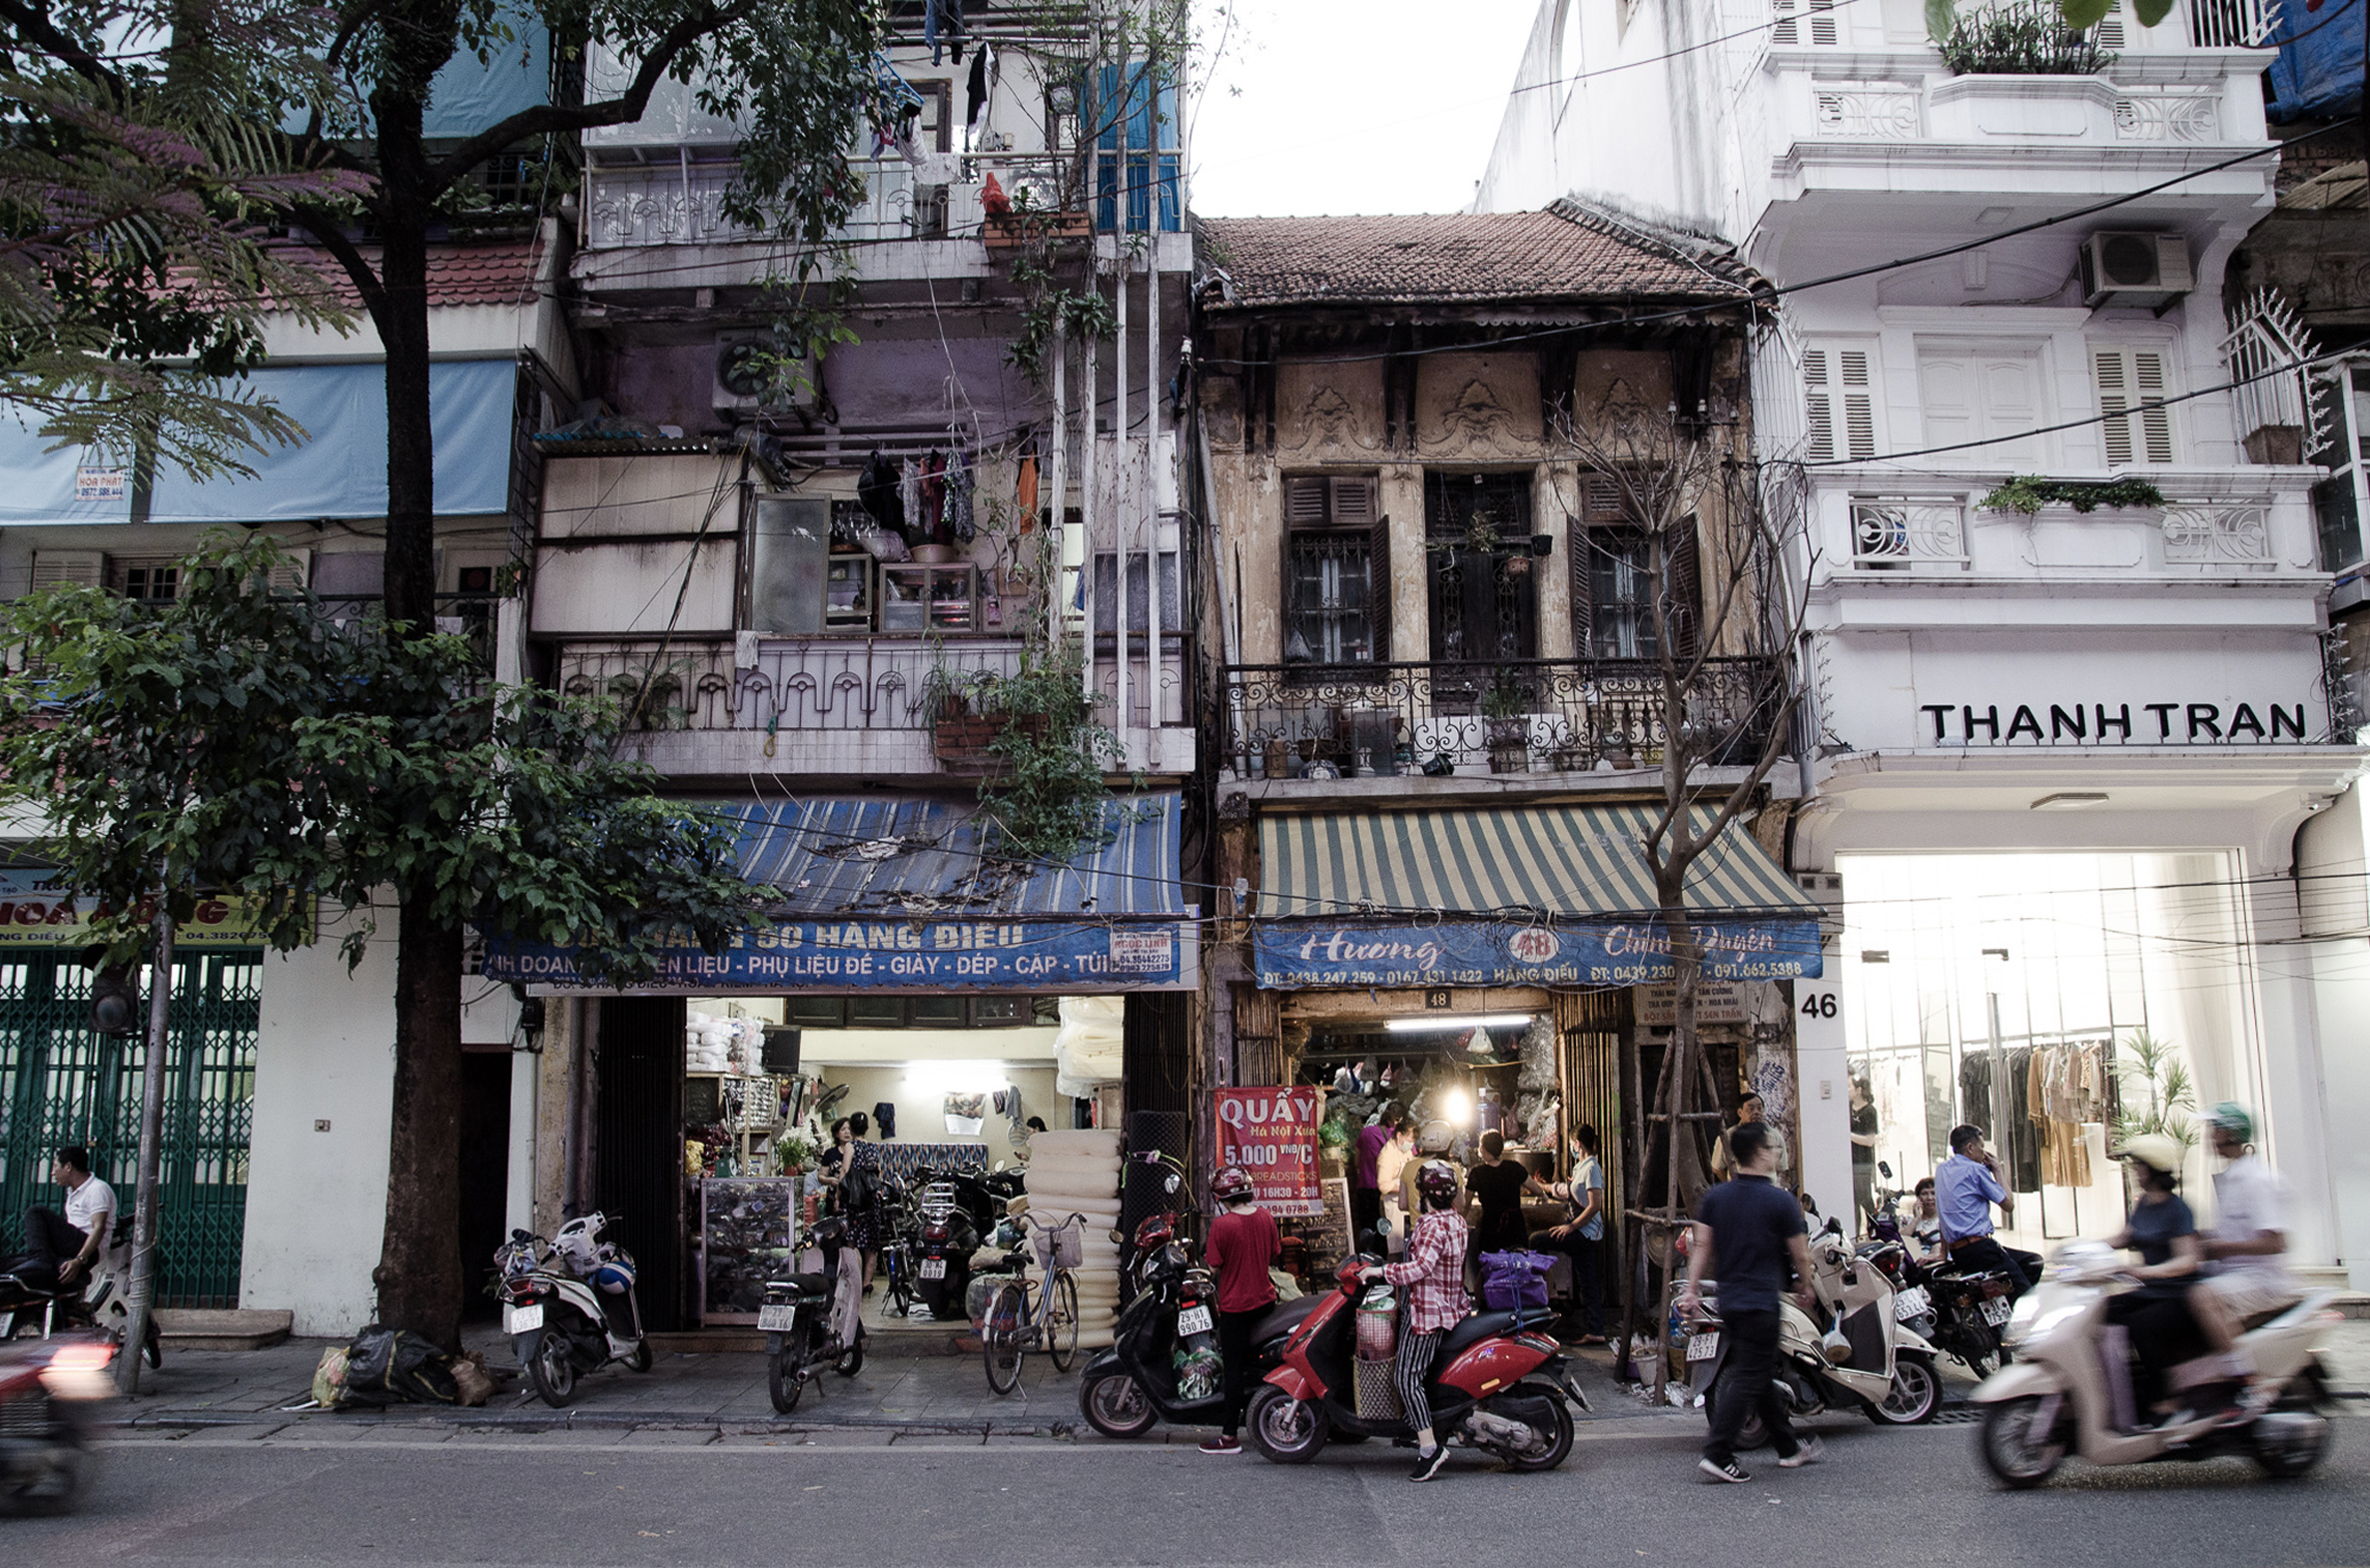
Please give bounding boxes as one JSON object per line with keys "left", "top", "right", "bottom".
{"left": 1477, "top": 0, "right": 2369, "bottom": 1287}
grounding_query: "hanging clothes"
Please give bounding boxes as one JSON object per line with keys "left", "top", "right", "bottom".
{"left": 860, "top": 53, "right": 926, "bottom": 156}
{"left": 946, "top": 447, "right": 975, "bottom": 541}
{"left": 859, "top": 450, "right": 904, "bottom": 536}
{"left": 1958, "top": 1051, "right": 2042, "bottom": 1193}
{"left": 966, "top": 42, "right": 997, "bottom": 142}
{"left": 927, "top": 0, "right": 965, "bottom": 65}
{"left": 897, "top": 457, "right": 923, "bottom": 541}
{"left": 920, "top": 449, "right": 946, "bottom": 545}
{"left": 874, "top": 1101, "right": 897, "bottom": 1141}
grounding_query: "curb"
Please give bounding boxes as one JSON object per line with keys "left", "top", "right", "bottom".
{"left": 106, "top": 1406, "right": 1080, "bottom": 1440}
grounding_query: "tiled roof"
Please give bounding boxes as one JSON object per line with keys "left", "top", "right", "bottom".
{"left": 1198, "top": 208, "right": 1755, "bottom": 310}
{"left": 282, "top": 238, "right": 543, "bottom": 311}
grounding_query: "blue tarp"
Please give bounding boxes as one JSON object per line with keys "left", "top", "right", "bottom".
{"left": 2266, "top": 0, "right": 2364, "bottom": 122}
{"left": 145, "top": 360, "right": 516, "bottom": 524}
{"left": 0, "top": 422, "right": 135, "bottom": 525}
{"left": 285, "top": 11, "right": 548, "bottom": 139}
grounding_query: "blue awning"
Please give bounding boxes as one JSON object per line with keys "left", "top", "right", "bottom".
{"left": 480, "top": 792, "right": 1198, "bottom": 993}
{"left": 0, "top": 424, "right": 134, "bottom": 525}
{"left": 145, "top": 360, "right": 516, "bottom": 524}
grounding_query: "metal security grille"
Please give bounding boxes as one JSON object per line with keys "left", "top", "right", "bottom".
{"left": 0, "top": 950, "right": 261, "bottom": 1307}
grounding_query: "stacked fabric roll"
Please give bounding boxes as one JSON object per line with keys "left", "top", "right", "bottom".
{"left": 1015, "top": 1129, "right": 1124, "bottom": 1351}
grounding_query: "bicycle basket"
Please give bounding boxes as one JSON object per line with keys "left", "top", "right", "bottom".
{"left": 1032, "top": 1216, "right": 1085, "bottom": 1271}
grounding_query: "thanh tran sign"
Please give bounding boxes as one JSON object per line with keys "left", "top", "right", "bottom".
{"left": 1214, "top": 1087, "right": 1323, "bottom": 1216}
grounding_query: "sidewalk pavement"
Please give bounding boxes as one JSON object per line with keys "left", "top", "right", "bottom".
{"left": 90, "top": 1316, "right": 2370, "bottom": 1445}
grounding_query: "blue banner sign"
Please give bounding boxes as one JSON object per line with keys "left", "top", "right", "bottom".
{"left": 1252, "top": 919, "right": 1822, "bottom": 990}
{"left": 484, "top": 917, "right": 1198, "bottom": 993}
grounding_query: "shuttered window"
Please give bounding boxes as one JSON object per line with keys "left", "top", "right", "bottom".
{"left": 2093, "top": 346, "right": 2175, "bottom": 466}
{"left": 1804, "top": 347, "right": 1878, "bottom": 461}
{"left": 1773, "top": 0, "right": 1842, "bottom": 45}
{"left": 1283, "top": 474, "right": 1386, "bottom": 665}
{"left": 28, "top": 550, "right": 104, "bottom": 590}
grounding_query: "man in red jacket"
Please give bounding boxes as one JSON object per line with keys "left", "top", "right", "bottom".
{"left": 1201, "top": 1165, "right": 1280, "bottom": 1455}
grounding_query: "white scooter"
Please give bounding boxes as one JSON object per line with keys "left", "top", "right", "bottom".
{"left": 1972, "top": 1240, "right": 2336, "bottom": 1486}
{"left": 493, "top": 1213, "right": 653, "bottom": 1407}
{"left": 1688, "top": 1214, "right": 1944, "bottom": 1445}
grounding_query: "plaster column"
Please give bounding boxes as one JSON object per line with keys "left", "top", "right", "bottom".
{"left": 1537, "top": 460, "right": 1580, "bottom": 661}
{"left": 1379, "top": 462, "right": 1427, "bottom": 662}
{"left": 532, "top": 996, "right": 578, "bottom": 1237}
{"left": 2242, "top": 865, "right": 2340, "bottom": 1271}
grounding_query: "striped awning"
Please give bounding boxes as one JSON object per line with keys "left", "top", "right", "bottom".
{"left": 1257, "top": 803, "right": 1816, "bottom": 922}
{"left": 714, "top": 792, "right": 1185, "bottom": 919}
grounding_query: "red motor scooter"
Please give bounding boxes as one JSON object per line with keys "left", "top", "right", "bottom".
{"left": 1243, "top": 1254, "right": 1586, "bottom": 1469}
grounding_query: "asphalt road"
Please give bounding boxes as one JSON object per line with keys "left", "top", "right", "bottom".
{"left": 10, "top": 1410, "right": 2365, "bottom": 1567}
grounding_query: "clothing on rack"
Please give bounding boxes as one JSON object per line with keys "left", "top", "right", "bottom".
{"left": 946, "top": 447, "right": 975, "bottom": 541}
{"left": 926, "top": 0, "right": 965, "bottom": 65}
{"left": 859, "top": 449, "right": 905, "bottom": 536}
{"left": 966, "top": 43, "right": 996, "bottom": 141}
{"left": 1959, "top": 1050, "right": 2042, "bottom": 1193}
{"left": 1016, "top": 449, "right": 1038, "bottom": 526}
{"left": 897, "top": 457, "right": 922, "bottom": 540}
{"left": 2026, "top": 1041, "right": 2107, "bottom": 1188}
{"left": 920, "top": 449, "right": 946, "bottom": 546}
{"left": 861, "top": 54, "right": 926, "bottom": 156}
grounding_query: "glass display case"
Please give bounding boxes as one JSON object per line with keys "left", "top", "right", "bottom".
{"left": 699, "top": 1176, "right": 798, "bottom": 1324}
{"left": 881, "top": 563, "right": 978, "bottom": 632}
{"left": 824, "top": 553, "right": 875, "bottom": 629}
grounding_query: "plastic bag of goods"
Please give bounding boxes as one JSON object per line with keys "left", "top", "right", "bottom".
{"left": 1356, "top": 1284, "right": 1397, "bottom": 1361}
{"left": 1052, "top": 998, "right": 1124, "bottom": 1099}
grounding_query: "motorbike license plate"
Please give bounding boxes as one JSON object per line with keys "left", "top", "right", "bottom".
{"left": 503, "top": 1302, "right": 543, "bottom": 1334}
{"left": 1981, "top": 1295, "right": 2014, "bottom": 1325}
{"left": 757, "top": 1304, "right": 798, "bottom": 1332}
{"left": 1177, "top": 1304, "right": 1214, "bottom": 1337}
{"left": 919, "top": 1258, "right": 948, "bottom": 1280}
{"left": 1893, "top": 1285, "right": 1932, "bottom": 1321}
{"left": 1687, "top": 1331, "right": 1721, "bottom": 1362}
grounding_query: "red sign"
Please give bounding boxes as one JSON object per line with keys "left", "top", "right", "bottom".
{"left": 1213, "top": 1087, "right": 1323, "bottom": 1216}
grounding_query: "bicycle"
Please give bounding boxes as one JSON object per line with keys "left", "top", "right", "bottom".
{"left": 981, "top": 1210, "right": 1085, "bottom": 1395}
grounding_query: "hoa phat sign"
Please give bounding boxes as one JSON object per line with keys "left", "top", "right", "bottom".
{"left": 1252, "top": 919, "right": 1822, "bottom": 990}
{"left": 1214, "top": 1087, "right": 1323, "bottom": 1216}
{"left": 1919, "top": 700, "right": 2313, "bottom": 745}
{"left": 0, "top": 870, "right": 284, "bottom": 947}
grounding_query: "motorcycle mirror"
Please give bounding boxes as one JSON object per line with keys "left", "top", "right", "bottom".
{"left": 1879, "top": 1161, "right": 1894, "bottom": 1179}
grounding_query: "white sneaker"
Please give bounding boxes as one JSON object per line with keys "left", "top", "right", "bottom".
{"left": 1778, "top": 1437, "right": 1826, "bottom": 1468}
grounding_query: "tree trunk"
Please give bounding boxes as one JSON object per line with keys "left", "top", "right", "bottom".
{"left": 367, "top": 75, "right": 470, "bottom": 1347}
{"left": 116, "top": 907, "right": 175, "bottom": 1395}
{"left": 374, "top": 898, "right": 465, "bottom": 1345}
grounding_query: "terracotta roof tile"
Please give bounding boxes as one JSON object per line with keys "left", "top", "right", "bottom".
{"left": 278, "top": 238, "right": 543, "bottom": 312}
{"left": 1198, "top": 208, "right": 1753, "bottom": 310}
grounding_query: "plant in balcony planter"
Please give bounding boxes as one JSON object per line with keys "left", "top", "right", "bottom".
{"left": 1933, "top": 0, "right": 2120, "bottom": 74}
{"left": 1482, "top": 676, "right": 1531, "bottom": 773}
{"left": 1979, "top": 476, "right": 2168, "bottom": 514}
{"left": 971, "top": 646, "right": 1132, "bottom": 864}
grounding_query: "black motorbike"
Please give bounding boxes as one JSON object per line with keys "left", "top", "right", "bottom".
{"left": 762, "top": 1214, "right": 866, "bottom": 1413}
{"left": 915, "top": 1177, "right": 981, "bottom": 1321}
{"left": 1859, "top": 1233, "right": 2017, "bottom": 1377}
{"left": 1078, "top": 1220, "right": 1325, "bottom": 1440}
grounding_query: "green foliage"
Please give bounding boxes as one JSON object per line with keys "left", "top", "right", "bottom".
{"left": 1979, "top": 476, "right": 2168, "bottom": 513}
{"left": 970, "top": 645, "right": 1131, "bottom": 866}
{"left": 0, "top": 535, "right": 765, "bottom": 985}
{"left": 777, "top": 1136, "right": 815, "bottom": 1171}
{"left": 1938, "top": 1, "right": 2116, "bottom": 74}
{"left": 2112, "top": 1031, "right": 2198, "bottom": 1159}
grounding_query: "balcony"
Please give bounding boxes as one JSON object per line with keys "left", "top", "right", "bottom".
{"left": 549, "top": 633, "right": 1192, "bottom": 779}
{"left": 580, "top": 151, "right": 1074, "bottom": 251}
{"left": 1220, "top": 658, "right": 1786, "bottom": 784}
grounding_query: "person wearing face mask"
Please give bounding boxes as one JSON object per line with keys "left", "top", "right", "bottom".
{"left": 1527, "top": 1125, "right": 1607, "bottom": 1344}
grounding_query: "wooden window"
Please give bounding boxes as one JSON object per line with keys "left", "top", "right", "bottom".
{"left": 1282, "top": 474, "right": 1385, "bottom": 665}
{"left": 1424, "top": 471, "right": 1535, "bottom": 666}
{"left": 108, "top": 556, "right": 181, "bottom": 602}
{"left": 1920, "top": 348, "right": 2044, "bottom": 467}
{"left": 1803, "top": 347, "right": 1877, "bottom": 461}
{"left": 1773, "top": 0, "right": 1842, "bottom": 45}
{"left": 2092, "top": 346, "right": 2175, "bottom": 466}
{"left": 28, "top": 550, "right": 103, "bottom": 590}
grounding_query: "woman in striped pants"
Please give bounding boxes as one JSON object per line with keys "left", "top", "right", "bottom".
{"left": 1362, "top": 1160, "right": 1472, "bottom": 1482}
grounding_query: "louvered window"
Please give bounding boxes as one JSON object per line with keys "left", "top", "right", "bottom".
{"left": 2093, "top": 0, "right": 2124, "bottom": 48}
{"left": 28, "top": 550, "right": 104, "bottom": 591}
{"left": 1803, "top": 347, "right": 1878, "bottom": 461}
{"left": 1773, "top": 0, "right": 1842, "bottom": 45}
{"left": 109, "top": 556, "right": 181, "bottom": 602}
{"left": 1283, "top": 474, "right": 1385, "bottom": 665}
{"left": 2093, "top": 347, "right": 2175, "bottom": 466}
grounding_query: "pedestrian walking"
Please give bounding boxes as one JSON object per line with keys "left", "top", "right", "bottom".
{"left": 1200, "top": 1165, "right": 1280, "bottom": 1456}
{"left": 1360, "top": 1160, "right": 1469, "bottom": 1482}
{"left": 1679, "top": 1122, "right": 1824, "bottom": 1482}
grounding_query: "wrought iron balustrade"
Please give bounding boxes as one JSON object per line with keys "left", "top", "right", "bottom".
{"left": 1850, "top": 497, "right": 1970, "bottom": 569}
{"left": 552, "top": 636, "right": 1027, "bottom": 732}
{"left": 1221, "top": 657, "right": 1786, "bottom": 779}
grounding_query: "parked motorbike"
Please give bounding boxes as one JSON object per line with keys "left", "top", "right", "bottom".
{"left": 0, "top": 1220, "right": 162, "bottom": 1370}
{"left": 1688, "top": 1214, "right": 1943, "bottom": 1446}
{"left": 1079, "top": 1214, "right": 1324, "bottom": 1440}
{"left": 0, "top": 1332, "right": 113, "bottom": 1516}
{"left": 1973, "top": 1240, "right": 2337, "bottom": 1487}
{"left": 915, "top": 1179, "right": 980, "bottom": 1322}
{"left": 762, "top": 1213, "right": 866, "bottom": 1413}
{"left": 493, "top": 1213, "right": 652, "bottom": 1408}
{"left": 1242, "top": 1254, "right": 1586, "bottom": 1470}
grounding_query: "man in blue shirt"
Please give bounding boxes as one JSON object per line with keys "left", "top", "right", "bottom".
{"left": 1935, "top": 1125, "right": 2040, "bottom": 1293}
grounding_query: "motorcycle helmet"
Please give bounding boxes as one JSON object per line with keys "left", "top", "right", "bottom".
{"left": 2112, "top": 1133, "right": 2184, "bottom": 1180}
{"left": 1211, "top": 1166, "right": 1255, "bottom": 1205}
{"left": 2206, "top": 1102, "right": 2255, "bottom": 1145}
{"left": 1414, "top": 1160, "right": 1460, "bottom": 1209}
{"left": 1133, "top": 1211, "right": 1178, "bottom": 1252}
{"left": 592, "top": 1256, "right": 636, "bottom": 1295}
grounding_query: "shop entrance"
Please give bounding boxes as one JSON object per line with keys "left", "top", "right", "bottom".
{"left": 456, "top": 1049, "right": 512, "bottom": 1322}
{"left": 595, "top": 997, "right": 688, "bottom": 1331}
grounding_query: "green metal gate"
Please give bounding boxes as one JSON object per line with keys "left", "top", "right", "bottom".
{"left": 0, "top": 950, "right": 261, "bottom": 1306}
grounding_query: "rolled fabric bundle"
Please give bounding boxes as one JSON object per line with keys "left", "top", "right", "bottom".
{"left": 1027, "top": 1129, "right": 1123, "bottom": 1160}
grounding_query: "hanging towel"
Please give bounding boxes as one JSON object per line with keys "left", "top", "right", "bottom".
{"left": 1016, "top": 449, "right": 1038, "bottom": 526}
{"left": 920, "top": 449, "right": 946, "bottom": 544}
{"left": 898, "top": 457, "right": 923, "bottom": 541}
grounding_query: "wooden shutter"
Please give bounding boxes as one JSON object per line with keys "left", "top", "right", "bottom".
{"left": 2094, "top": 348, "right": 2174, "bottom": 466}
{"left": 1809, "top": 0, "right": 1840, "bottom": 45}
{"left": 1803, "top": 350, "right": 1836, "bottom": 461}
{"left": 268, "top": 548, "right": 312, "bottom": 596}
{"left": 1574, "top": 472, "right": 1627, "bottom": 657}
{"left": 29, "top": 550, "right": 104, "bottom": 589}
{"left": 1361, "top": 485, "right": 1391, "bottom": 664}
{"left": 1806, "top": 349, "right": 1876, "bottom": 460}
{"left": 1837, "top": 350, "right": 1877, "bottom": 459}
{"left": 2093, "top": 0, "right": 2124, "bottom": 48}
{"left": 1772, "top": 0, "right": 1837, "bottom": 44}
{"left": 1664, "top": 516, "right": 1701, "bottom": 660}
{"left": 1284, "top": 475, "right": 1329, "bottom": 523}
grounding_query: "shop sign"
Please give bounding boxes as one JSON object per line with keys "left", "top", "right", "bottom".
{"left": 1251, "top": 919, "right": 1822, "bottom": 990}
{"left": 1213, "top": 1087, "right": 1323, "bottom": 1215}
{"left": 1919, "top": 701, "right": 2311, "bottom": 745}
{"left": 0, "top": 870, "right": 286, "bottom": 948}
{"left": 1636, "top": 981, "right": 1754, "bottom": 1026}
{"left": 484, "top": 917, "right": 1198, "bottom": 992}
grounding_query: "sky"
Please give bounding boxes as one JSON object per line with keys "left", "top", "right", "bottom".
{"left": 1186, "top": 0, "right": 1543, "bottom": 218}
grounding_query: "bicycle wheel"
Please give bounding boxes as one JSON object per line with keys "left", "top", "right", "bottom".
{"left": 1046, "top": 1269, "right": 1080, "bottom": 1372}
{"left": 983, "top": 1281, "right": 1028, "bottom": 1395}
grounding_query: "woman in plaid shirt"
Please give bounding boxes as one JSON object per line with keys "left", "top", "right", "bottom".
{"left": 1362, "top": 1160, "right": 1471, "bottom": 1481}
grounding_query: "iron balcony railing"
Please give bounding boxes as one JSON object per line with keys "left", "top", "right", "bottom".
{"left": 1221, "top": 657, "right": 1788, "bottom": 779}
{"left": 550, "top": 635, "right": 1030, "bottom": 732}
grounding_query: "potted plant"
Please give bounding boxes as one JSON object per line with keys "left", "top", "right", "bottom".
{"left": 1482, "top": 677, "right": 1531, "bottom": 774}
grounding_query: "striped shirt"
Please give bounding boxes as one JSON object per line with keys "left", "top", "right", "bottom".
{"left": 1385, "top": 1209, "right": 1472, "bottom": 1334}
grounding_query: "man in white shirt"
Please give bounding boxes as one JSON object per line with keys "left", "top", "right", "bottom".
{"left": 2198, "top": 1103, "right": 2296, "bottom": 1326}
{"left": 24, "top": 1145, "right": 115, "bottom": 1287}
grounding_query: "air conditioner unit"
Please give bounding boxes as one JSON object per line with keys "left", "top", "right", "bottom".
{"left": 2079, "top": 232, "right": 2193, "bottom": 309}
{"left": 712, "top": 332, "right": 822, "bottom": 423}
